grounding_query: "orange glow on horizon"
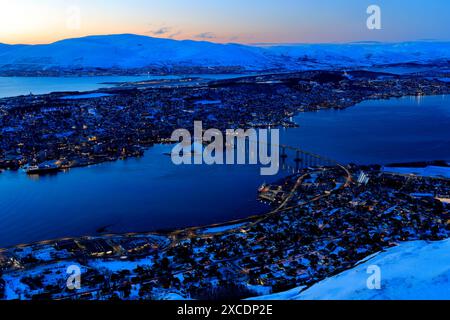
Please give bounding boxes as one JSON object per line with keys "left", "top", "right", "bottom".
{"left": 2, "top": 0, "right": 449, "bottom": 45}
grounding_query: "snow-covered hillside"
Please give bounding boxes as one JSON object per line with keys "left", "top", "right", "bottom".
{"left": 264, "top": 41, "right": 450, "bottom": 68}
{"left": 383, "top": 165, "right": 450, "bottom": 179}
{"left": 1, "top": 34, "right": 450, "bottom": 72}
{"left": 0, "top": 34, "right": 277, "bottom": 71}
{"left": 253, "top": 239, "right": 450, "bottom": 300}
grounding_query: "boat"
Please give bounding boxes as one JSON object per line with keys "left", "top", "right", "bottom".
{"left": 25, "top": 162, "right": 61, "bottom": 175}
{"left": 258, "top": 183, "right": 269, "bottom": 193}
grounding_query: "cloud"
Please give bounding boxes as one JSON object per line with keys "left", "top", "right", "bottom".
{"left": 148, "top": 27, "right": 171, "bottom": 36}
{"left": 194, "top": 32, "right": 216, "bottom": 40}
{"left": 169, "top": 31, "right": 182, "bottom": 38}
{"left": 147, "top": 25, "right": 182, "bottom": 39}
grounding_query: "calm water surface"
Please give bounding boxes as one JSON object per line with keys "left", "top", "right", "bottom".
{"left": 282, "top": 95, "right": 450, "bottom": 164}
{"left": 0, "top": 74, "right": 252, "bottom": 98}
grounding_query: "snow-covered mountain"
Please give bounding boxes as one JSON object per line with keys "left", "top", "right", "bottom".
{"left": 263, "top": 41, "right": 450, "bottom": 68}
{"left": 252, "top": 239, "right": 450, "bottom": 300}
{"left": 0, "top": 34, "right": 278, "bottom": 71}
{"left": 0, "top": 34, "right": 450, "bottom": 73}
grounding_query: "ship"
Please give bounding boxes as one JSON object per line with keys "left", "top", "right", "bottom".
{"left": 258, "top": 183, "right": 269, "bottom": 193}
{"left": 25, "top": 161, "right": 61, "bottom": 175}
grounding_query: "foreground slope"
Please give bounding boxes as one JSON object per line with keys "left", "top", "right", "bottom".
{"left": 254, "top": 239, "right": 450, "bottom": 300}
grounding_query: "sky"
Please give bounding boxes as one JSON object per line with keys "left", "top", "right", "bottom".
{"left": 0, "top": 0, "right": 449, "bottom": 45}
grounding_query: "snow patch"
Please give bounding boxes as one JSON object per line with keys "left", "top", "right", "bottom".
{"left": 254, "top": 239, "right": 450, "bottom": 300}
{"left": 383, "top": 166, "right": 450, "bottom": 179}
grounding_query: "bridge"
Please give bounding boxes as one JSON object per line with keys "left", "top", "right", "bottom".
{"left": 168, "top": 144, "right": 352, "bottom": 244}
{"left": 0, "top": 144, "right": 351, "bottom": 257}
{"left": 279, "top": 144, "right": 339, "bottom": 174}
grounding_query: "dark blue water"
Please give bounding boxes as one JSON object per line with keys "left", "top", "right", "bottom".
{"left": 0, "top": 74, "right": 252, "bottom": 98}
{"left": 0, "top": 95, "right": 449, "bottom": 247}
{"left": 0, "top": 76, "right": 168, "bottom": 98}
{"left": 0, "top": 145, "right": 276, "bottom": 247}
{"left": 282, "top": 95, "right": 450, "bottom": 164}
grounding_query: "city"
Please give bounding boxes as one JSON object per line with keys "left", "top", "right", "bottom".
{"left": 1, "top": 69, "right": 449, "bottom": 173}
{"left": 1, "top": 162, "right": 448, "bottom": 299}
{"left": 1, "top": 68, "right": 450, "bottom": 300}
{"left": 1, "top": 0, "right": 450, "bottom": 308}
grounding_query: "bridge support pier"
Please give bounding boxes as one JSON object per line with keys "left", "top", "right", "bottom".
{"left": 281, "top": 147, "right": 288, "bottom": 160}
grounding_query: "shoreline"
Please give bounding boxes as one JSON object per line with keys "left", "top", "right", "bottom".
{"left": 1, "top": 69, "right": 450, "bottom": 251}
{"left": 1, "top": 162, "right": 449, "bottom": 300}
{"left": 1, "top": 92, "right": 450, "bottom": 248}
{"left": 2, "top": 159, "right": 449, "bottom": 251}
{"left": 1, "top": 91, "right": 449, "bottom": 174}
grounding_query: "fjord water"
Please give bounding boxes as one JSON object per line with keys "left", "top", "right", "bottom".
{"left": 0, "top": 95, "right": 449, "bottom": 247}
{"left": 283, "top": 95, "right": 450, "bottom": 164}
{"left": 0, "top": 74, "right": 251, "bottom": 98}
{"left": 0, "top": 76, "right": 158, "bottom": 98}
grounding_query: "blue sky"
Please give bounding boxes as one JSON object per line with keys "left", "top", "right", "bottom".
{"left": 1, "top": 0, "right": 449, "bottom": 44}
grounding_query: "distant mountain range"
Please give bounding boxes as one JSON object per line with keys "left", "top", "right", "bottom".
{"left": 0, "top": 34, "right": 450, "bottom": 74}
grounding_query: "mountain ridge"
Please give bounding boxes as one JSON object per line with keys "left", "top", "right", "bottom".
{"left": 1, "top": 34, "right": 450, "bottom": 74}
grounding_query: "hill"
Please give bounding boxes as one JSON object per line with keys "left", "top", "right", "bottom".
{"left": 252, "top": 239, "right": 450, "bottom": 300}
{"left": 1, "top": 34, "right": 450, "bottom": 74}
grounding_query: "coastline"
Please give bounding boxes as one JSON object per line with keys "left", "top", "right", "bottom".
{"left": 2, "top": 71, "right": 450, "bottom": 174}
{"left": 1, "top": 162, "right": 448, "bottom": 300}
{"left": 1, "top": 70, "right": 450, "bottom": 299}
{"left": 4, "top": 158, "right": 450, "bottom": 252}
